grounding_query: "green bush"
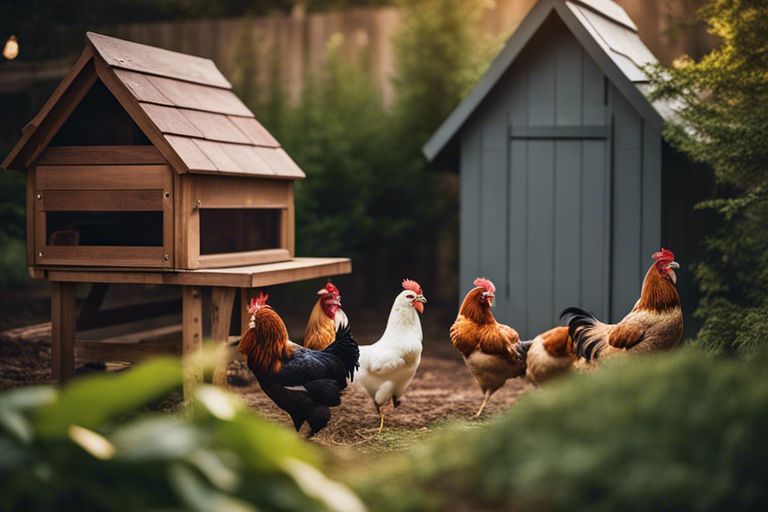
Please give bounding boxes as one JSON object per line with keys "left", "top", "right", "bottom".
{"left": 0, "top": 356, "right": 364, "bottom": 512}
{"left": 355, "top": 349, "right": 768, "bottom": 512}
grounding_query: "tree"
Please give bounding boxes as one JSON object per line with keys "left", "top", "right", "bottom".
{"left": 649, "top": 0, "right": 768, "bottom": 355}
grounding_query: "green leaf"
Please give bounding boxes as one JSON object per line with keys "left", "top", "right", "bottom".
{"left": 34, "top": 357, "right": 182, "bottom": 437}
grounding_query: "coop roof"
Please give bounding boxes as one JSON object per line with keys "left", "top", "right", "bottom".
{"left": 2, "top": 32, "right": 305, "bottom": 179}
{"left": 423, "top": 0, "right": 668, "bottom": 163}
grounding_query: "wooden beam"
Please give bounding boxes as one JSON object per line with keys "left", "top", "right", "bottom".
{"left": 51, "top": 282, "right": 77, "bottom": 383}
{"left": 76, "top": 283, "right": 109, "bottom": 330}
{"left": 509, "top": 126, "right": 609, "bottom": 139}
{"left": 37, "top": 146, "right": 166, "bottom": 165}
{"left": 182, "top": 286, "right": 203, "bottom": 397}
{"left": 240, "top": 288, "right": 251, "bottom": 336}
{"left": 211, "top": 287, "right": 236, "bottom": 387}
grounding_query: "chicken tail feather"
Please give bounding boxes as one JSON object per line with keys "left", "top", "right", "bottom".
{"left": 323, "top": 323, "right": 360, "bottom": 381}
{"left": 560, "top": 307, "right": 605, "bottom": 362}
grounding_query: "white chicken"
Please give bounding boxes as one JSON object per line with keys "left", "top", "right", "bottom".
{"left": 355, "top": 279, "right": 426, "bottom": 432}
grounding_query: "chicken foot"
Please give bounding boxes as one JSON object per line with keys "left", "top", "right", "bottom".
{"left": 474, "top": 389, "right": 492, "bottom": 418}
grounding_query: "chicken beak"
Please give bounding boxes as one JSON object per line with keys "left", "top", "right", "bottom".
{"left": 667, "top": 261, "right": 680, "bottom": 270}
{"left": 413, "top": 295, "right": 426, "bottom": 314}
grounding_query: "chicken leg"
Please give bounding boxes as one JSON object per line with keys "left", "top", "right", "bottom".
{"left": 474, "top": 389, "right": 492, "bottom": 418}
{"left": 376, "top": 403, "right": 385, "bottom": 432}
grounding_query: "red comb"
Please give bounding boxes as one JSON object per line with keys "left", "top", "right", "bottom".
{"left": 325, "top": 282, "right": 339, "bottom": 295}
{"left": 473, "top": 277, "right": 496, "bottom": 294}
{"left": 652, "top": 248, "right": 675, "bottom": 261}
{"left": 402, "top": 279, "right": 422, "bottom": 295}
{"left": 247, "top": 291, "right": 269, "bottom": 314}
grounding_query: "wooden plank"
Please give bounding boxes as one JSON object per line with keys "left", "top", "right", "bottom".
{"left": 190, "top": 174, "right": 291, "bottom": 209}
{"left": 143, "top": 74, "right": 253, "bottom": 116}
{"left": 581, "top": 140, "right": 608, "bottom": 317}
{"left": 211, "top": 287, "right": 236, "bottom": 386}
{"left": 641, "top": 123, "right": 661, "bottom": 265}
{"left": 2, "top": 47, "right": 94, "bottom": 171}
{"left": 191, "top": 139, "right": 241, "bottom": 173}
{"left": 182, "top": 286, "right": 203, "bottom": 397}
{"left": 79, "top": 298, "right": 181, "bottom": 331}
{"left": 51, "top": 281, "right": 77, "bottom": 383}
{"left": 510, "top": 126, "right": 608, "bottom": 139}
{"left": 527, "top": 39, "right": 556, "bottom": 127}
{"left": 180, "top": 110, "right": 251, "bottom": 144}
{"left": 42, "top": 190, "right": 163, "bottom": 211}
{"left": 249, "top": 147, "right": 305, "bottom": 179}
{"left": 553, "top": 140, "right": 581, "bottom": 317}
{"left": 459, "top": 124, "right": 481, "bottom": 302}
{"left": 555, "top": 28, "right": 583, "bottom": 126}
{"left": 228, "top": 116, "right": 279, "bottom": 147}
{"left": 26, "top": 169, "right": 35, "bottom": 266}
{"left": 37, "top": 146, "right": 166, "bottom": 166}
{"left": 87, "top": 32, "right": 231, "bottom": 89}
{"left": 197, "top": 249, "right": 291, "bottom": 269}
{"left": 165, "top": 135, "right": 216, "bottom": 172}
{"left": 112, "top": 69, "right": 170, "bottom": 104}
{"left": 581, "top": 49, "right": 606, "bottom": 126}
{"left": 240, "top": 289, "right": 251, "bottom": 336}
{"left": 526, "top": 140, "right": 555, "bottom": 335}
{"left": 611, "top": 90, "right": 643, "bottom": 318}
{"left": 37, "top": 164, "right": 170, "bottom": 190}
{"left": 285, "top": 187, "right": 295, "bottom": 256}
{"left": 44, "top": 257, "right": 352, "bottom": 287}
{"left": 507, "top": 139, "right": 528, "bottom": 335}
{"left": 140, "top": 103, "right": 203, "bottom": 138}
{"left": 38, "top": 246, "right": 167, "bottom": 268}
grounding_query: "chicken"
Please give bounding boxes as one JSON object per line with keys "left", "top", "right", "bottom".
{"left": 524, "top": 326, "right": 575, "bottom": 386}
{"left": 450, "top": 277, "right": 531, "bottom": 417}
{"left": 238, "top": 292, "right": 359, "bottom": 437}
{"left": 355, "top": 279, "right": 426, "bottom": 432}
{"left": 303, "top": 281, "right": 348, "bottom": 350}
{"left": 561, "top": 248, "right": 683, "bottom": 363}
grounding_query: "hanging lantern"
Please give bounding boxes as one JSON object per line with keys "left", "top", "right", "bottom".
{"left": 3, "top": 35, "right": 19, "bottom": 60}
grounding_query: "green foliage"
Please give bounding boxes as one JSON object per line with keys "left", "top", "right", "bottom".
{"left": 0, "top": 356, "right": 364, "bottom": 512}
{"left": 648, "top": 0, "right": 768, "bottom": 354}
{"left": 355, "top": 349, "right": 768, "bottom": 512}
{"left": 0, "top": 171, "right": 30, "bottom": 288}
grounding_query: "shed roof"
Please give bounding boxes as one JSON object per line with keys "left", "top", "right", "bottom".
{"left": 423, "top": 0, "right": 667, "bottom": 163}
{"left": 2, "top": 32, "right": 304, "bottom": 179}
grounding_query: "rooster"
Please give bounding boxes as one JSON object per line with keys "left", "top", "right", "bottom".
{"left": 238, "top": 292, "right": 359, "bottom": 437}
{"left": 303, "top": 281, "right": 348, "bottom": 350}
{"left": 450, "top": 277, "right": 532, "bottom": 417}
{"left": 355, "top": 279, "right": 426, "bottom": 432}
{"left": 524, "top": 326, "right": 575, "bottom": 385}
{"left": 561, "top": 248, "right": 683, "bottom": 363}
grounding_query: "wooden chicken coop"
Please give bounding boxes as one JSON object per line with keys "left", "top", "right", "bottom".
{"left": 2, "top": 32, "right": 351, "bottom": 390}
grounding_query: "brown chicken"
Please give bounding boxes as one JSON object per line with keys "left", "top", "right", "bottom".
{"left": 450, "top": 277, "right": 531, "bottom": 417}
{"left": 561, "top": 248, "right": 684, "bottom": 363}
{"left": 303, "top": 281, "right": 348, "bottom": 350}
{"left": 524, "top": 326, "right": 576, "bottom": 385}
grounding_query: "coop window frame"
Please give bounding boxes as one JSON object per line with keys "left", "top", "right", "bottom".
{"left": 33, "top": 163, "right": 174, "bottom": 269}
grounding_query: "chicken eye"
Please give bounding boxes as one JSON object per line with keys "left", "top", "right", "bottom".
{"left": 406, "top": 294, "right": 415, "bottom": 300}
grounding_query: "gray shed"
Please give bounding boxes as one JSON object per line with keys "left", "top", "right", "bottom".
{"left": 424, "top": 0, "right": 712, "bottom": 337}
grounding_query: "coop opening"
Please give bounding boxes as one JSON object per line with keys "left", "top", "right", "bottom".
{"left": 49, "top": 79, "right": 150, "bottom": 146}
{"left": 46, "top": 211, "right": 163, "bottom": 247}
{"left": 199, "top": 209, "right": 281, "bottom": 255}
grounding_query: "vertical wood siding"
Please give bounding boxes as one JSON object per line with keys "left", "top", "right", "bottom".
{"left": 458, "top": 16, "right": 659, "bottom": 337}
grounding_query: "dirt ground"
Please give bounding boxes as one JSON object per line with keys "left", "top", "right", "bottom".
{"left": 0, "top": 298, "right": 532, "bottom": 454}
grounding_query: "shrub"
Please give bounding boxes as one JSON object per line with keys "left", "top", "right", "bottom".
{"left": 0, "top": 356, "right": 363, "bottom": 512}
{"left": 648, "top": 0, "right": 768, "bottom": 354}
{"left": 356, "top": 349, "right": 768, "bottom": 512}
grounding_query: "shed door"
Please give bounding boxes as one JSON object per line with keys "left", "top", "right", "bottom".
{"left": 506, "top": 135, "right": 610, "bottom": 337}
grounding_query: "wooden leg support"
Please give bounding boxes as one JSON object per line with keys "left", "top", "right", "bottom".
{"left": 51, "top": 282, "right": 76, "bottom": 383}
{"left": 182, "top": 286, "right": 203, "bottom": 398}
{"left": 211, "top": 287, "right": 236, "bottom": 387}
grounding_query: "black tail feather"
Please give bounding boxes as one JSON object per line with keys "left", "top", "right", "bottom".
{"left": 322, "top": 322, "right": 360, "bottom": 381}
{"left": 517, "top": 339, "right": 534, "bottom": 360}
{"left": 559, "top": 306, "right": 603, "bottom": 362}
